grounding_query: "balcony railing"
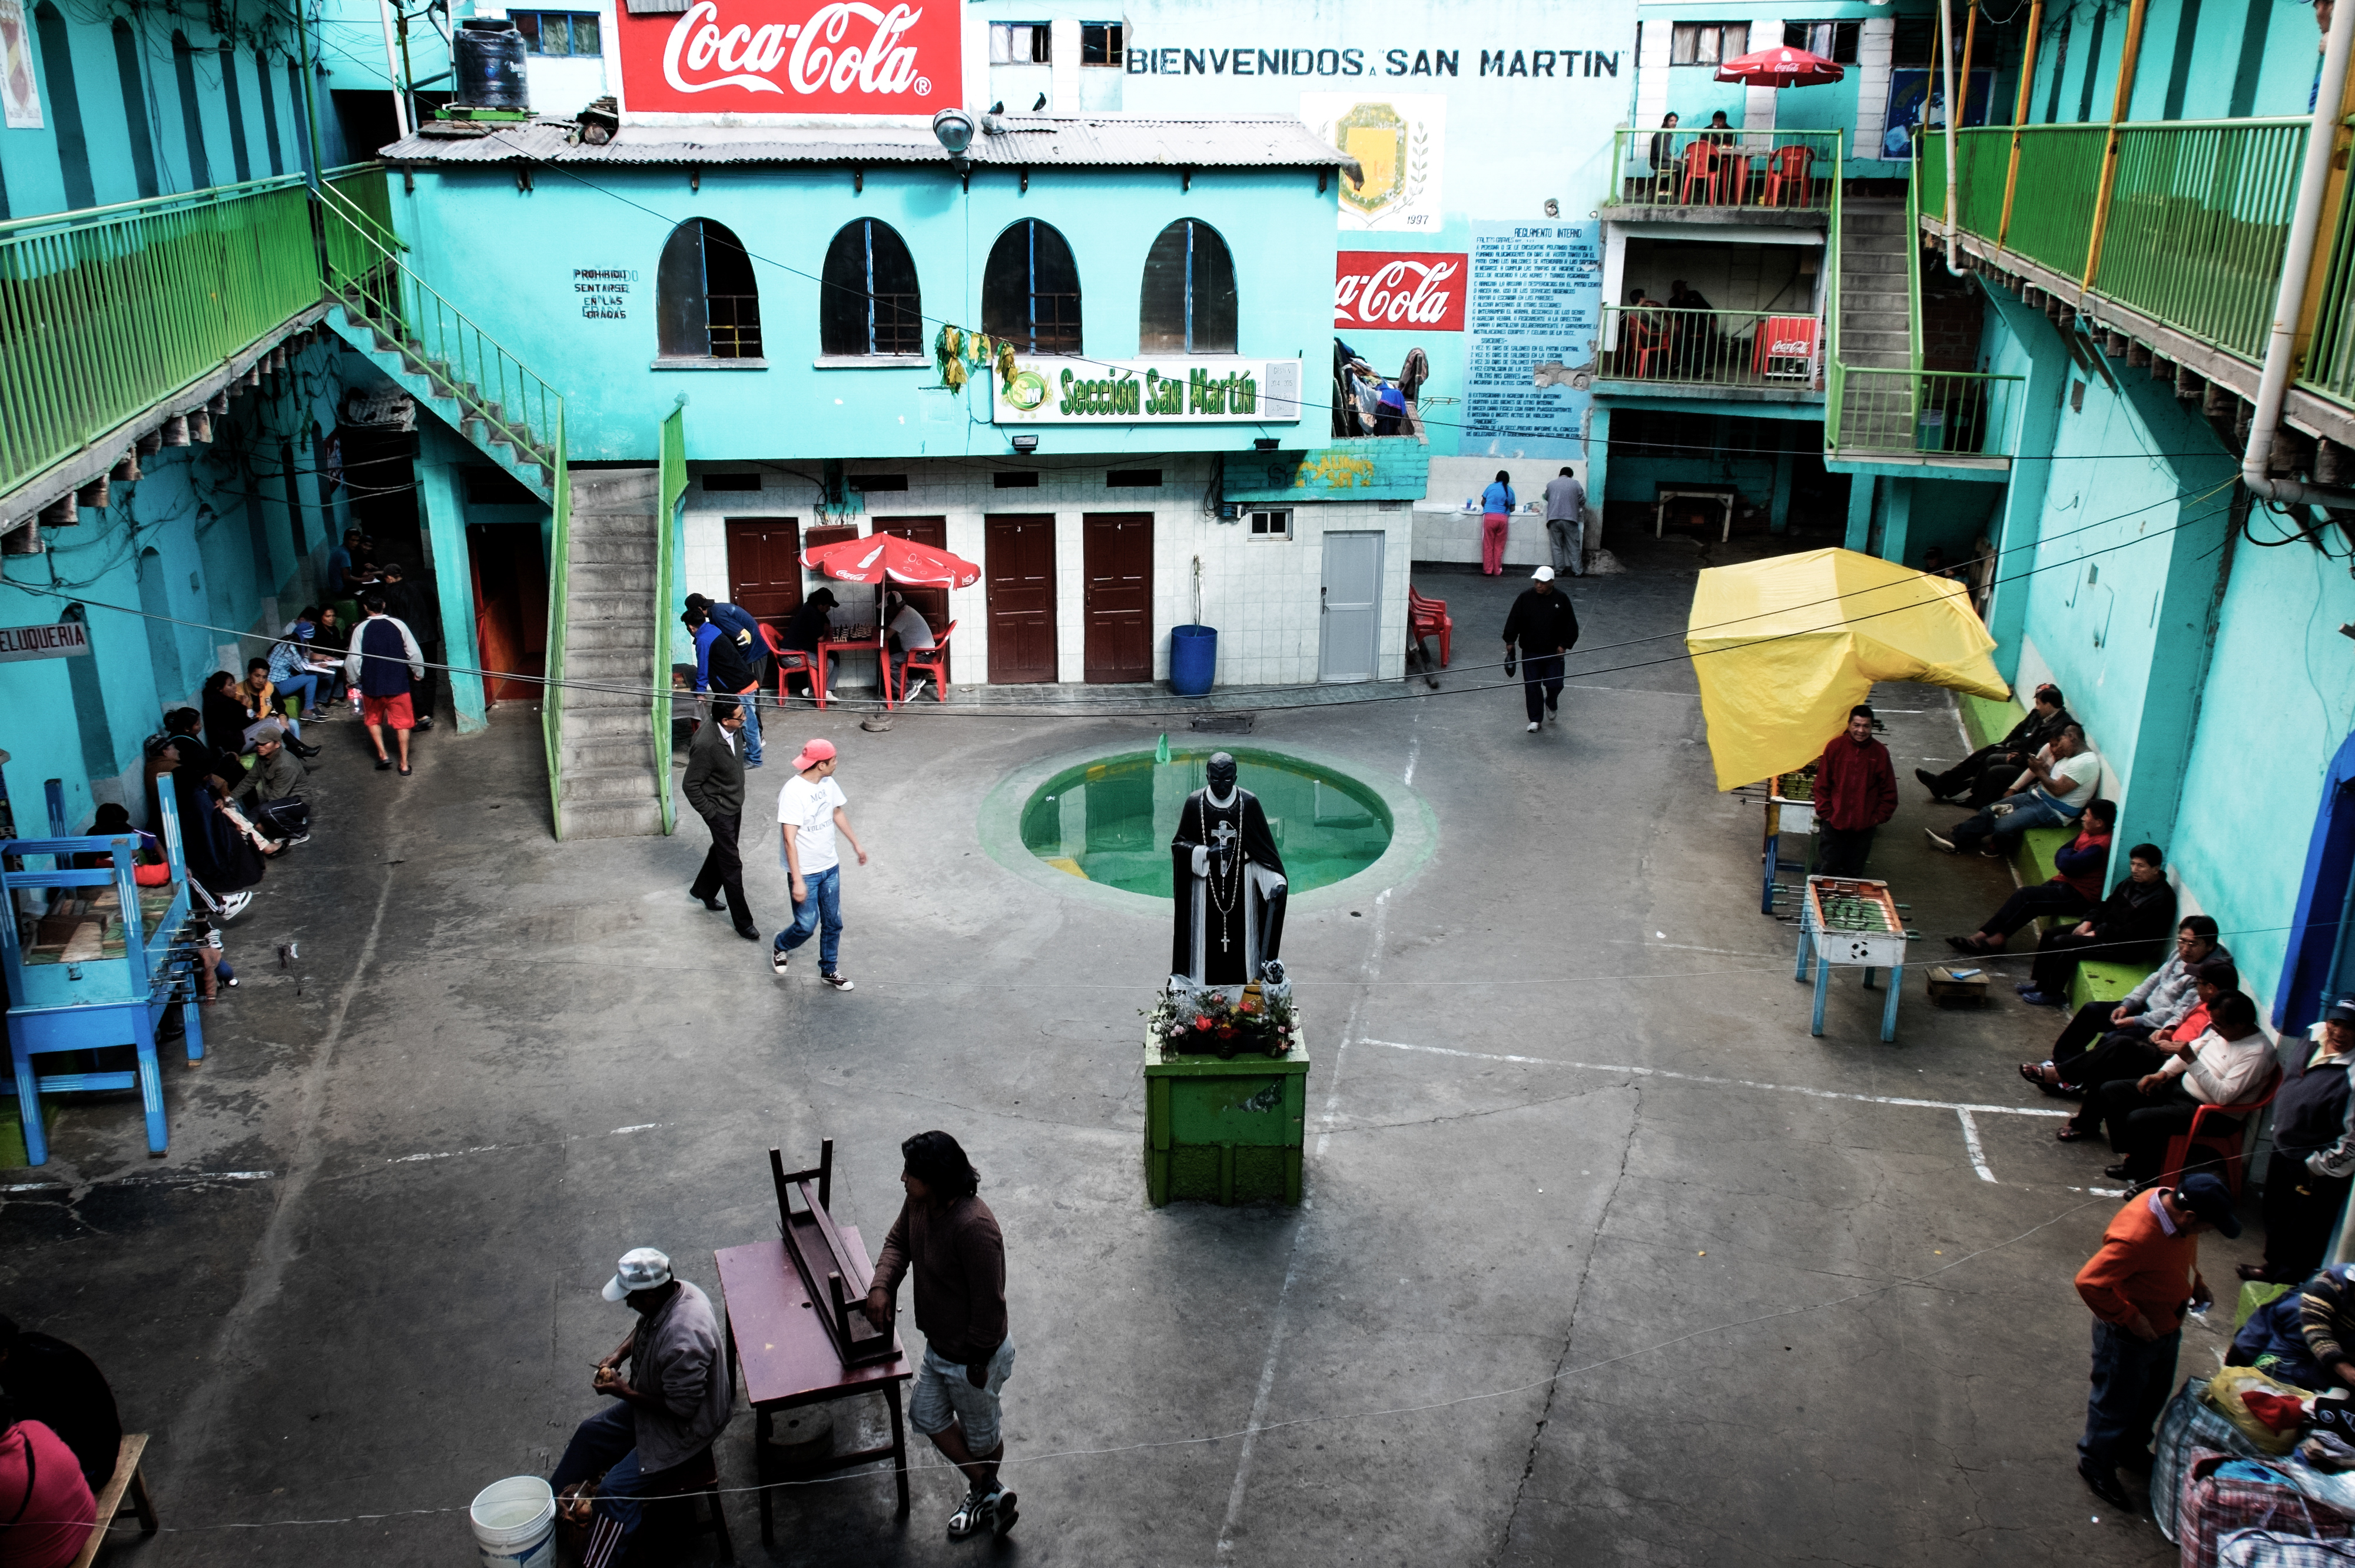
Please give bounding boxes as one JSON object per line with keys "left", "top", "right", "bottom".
{"left": 1597, "top": 305, "right": 1823, "bottom": 389}
{"left": 1607, "top": 128, "right": 1845, "bottom": 214}
{"left": 1926, "top": 120, "right": 2310, "bottom": 368}
{"left": 1829, "top": 368, "right": 2021, "bottom": 457}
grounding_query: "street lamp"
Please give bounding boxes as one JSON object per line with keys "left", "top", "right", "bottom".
{"left": 933, "top": 107, "right": 977, "bottom": 171}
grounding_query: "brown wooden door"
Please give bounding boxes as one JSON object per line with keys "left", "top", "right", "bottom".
{"left": 986, "top": 514, "right": 1058, "bottom": 684}
{"left": 467, "top": 524, "right": 542, "bottom": 705}
{"left": 871, "top": 516, "right": 951, "bottom": 683}
{"left": 1083, "top": 512, "right": 1153, "bottom": 683}
{"left": 726, "top": 518, "right": 802, "bottom": 629}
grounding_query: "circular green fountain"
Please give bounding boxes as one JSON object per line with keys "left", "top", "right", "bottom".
{"left": 1017, "top": 746, "right": 1394, "bottom": 898}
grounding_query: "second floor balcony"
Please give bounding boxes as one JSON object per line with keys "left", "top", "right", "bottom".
{"left": 1595, "top": 306, "right": 1825, "bottom": 400}
{"left": 1605, "top": 129, "right": 1844, "bottom": 225}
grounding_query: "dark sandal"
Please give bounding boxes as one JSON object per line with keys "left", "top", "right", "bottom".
{"left": 2020, "top": 1062, "right": 2058, "bottom": 1091}
{"left": 2055, "top": 1126, "right": 2096, "bottom": 1142}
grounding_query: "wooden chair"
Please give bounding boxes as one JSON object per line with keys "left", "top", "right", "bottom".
{"left": 759, "top": 622, "right": 815, "bottom": 703}
{"left": 2157, "top": 1060, "right": 2285, "bottom": 1198}
{"left": 1677, "top": 141, "right": 1720, "bottom": 205}
{"left": 891, "top": 620, "right": 957, "bottom": 705}
{"left": 68, "top": 1434, "right": 157, "bottom": 1568}
{"left": 1407, "top": 587, "right": 1452, "bottom": 667}
{"left": 1763, "top": 144, "right": 1815, "bottom": 207}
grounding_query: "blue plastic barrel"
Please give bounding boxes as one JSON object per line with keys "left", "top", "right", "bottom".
{"left": 1170, "top": 624, "right": 1217, "bottom": 696}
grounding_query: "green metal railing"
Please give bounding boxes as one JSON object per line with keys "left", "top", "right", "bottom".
{"left": 1607, "top": 127, "right": 1845, "bottom": 213}
{"left": 654, "top": 406, "right": 685, "bottom": 836}
{"left": 2097, "top": 121, "right": 2306, "bottom": 363}
{"left": 1998, "top": 125, "right": 2111, "bottom": 278}
{"left": 1835, "top": 368, "right": 2023, "bottom": 456}
{"left": 1597, "top": 306, "right": 1823, "bottom": 388}
{"left": 2306, "top": 169, "right": 2355, "bottom": 404}
{"left": 0, "top": 174, "right": 317, "bottom": 499}
{"left": 316, "top": 175, "right": 560, "bottom": 489}
{"left": 543, "top": 406, "right": 571, "bottom": 840}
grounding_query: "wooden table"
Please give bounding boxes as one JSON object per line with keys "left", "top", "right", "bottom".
{"left": 715, "top": 1231, "right": 912, "bottom": 1543}
{"left": 1654, "top": 486, "right": 1737, "bottom": 543}
{"left": 812, "top": 630, "right": 887, "bottom": 710}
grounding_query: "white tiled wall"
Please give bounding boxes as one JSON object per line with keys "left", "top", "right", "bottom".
{"left": 678, "top": 457, "right": 1415, "bottom": 689}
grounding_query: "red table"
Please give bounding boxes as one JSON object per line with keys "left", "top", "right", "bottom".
{"left": 715, "top": 1231, "right": 912, "bottom": 1541}
{"left": 811, "top": 630, "right": 889, "bottom": 710}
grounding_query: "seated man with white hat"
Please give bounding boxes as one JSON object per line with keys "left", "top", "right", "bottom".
{"left": 550, "top": 1247, "right": 732, "bottom": 1544}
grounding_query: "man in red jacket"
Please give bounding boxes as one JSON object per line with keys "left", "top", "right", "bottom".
{"left": 1813, "top": 705, "right": 1898, "bottom": 877}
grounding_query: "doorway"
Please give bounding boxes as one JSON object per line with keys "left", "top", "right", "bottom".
{"left": 725, "top": 517, "right": 802, "bottom": 629}
{"left": 986, "top": 514, "right": 1058, "bottom": 683}
{"left": 468, "top": 524, "right": 546, "bottom": 706}
{"left": 1082, "top": 512, "right": 1153, "bottom": 683}
{"left": 871, "top": 516, "right": 951, "bottom": 683}
{"left": 1319, "top": 530, "right": 1385, "bottom": 682}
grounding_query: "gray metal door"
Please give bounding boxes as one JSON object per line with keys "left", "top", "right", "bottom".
{"left": 1319, "top": 530, "right": 1384, "bottom": 682}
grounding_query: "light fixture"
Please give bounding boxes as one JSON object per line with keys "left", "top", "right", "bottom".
{"left": 1253, "top": 437, "right": 1279, "bottom": 451}
{"left": 1011, "top": 434, "right": 1039, "bottom": 453}
{"left": 933, "top": 107, "right": 977, "bottom": 170}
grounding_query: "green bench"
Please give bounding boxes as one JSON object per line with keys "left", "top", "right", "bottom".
{"left": 1959, "top": 694, "right": 2156, "bottom": 1010}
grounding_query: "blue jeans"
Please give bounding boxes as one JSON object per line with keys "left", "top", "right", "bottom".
{"left": 775, "top": 863, "right": 843, "bottom": 971}
{"left": 1952, "top": 790, "right": 2079, "bottom": 853}
{"left": 550, "top": 1403, "right": 654, "bottom": 1535}
{"left": 276, "top": 672, "right": 320, "bottom": 719}
{"left": 2080, "top": 1318, "right": 2181, "bottom": 1469}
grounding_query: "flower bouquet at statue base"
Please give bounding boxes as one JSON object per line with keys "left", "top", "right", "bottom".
{"left": 1147, "top": 964, "right": 1299, "bottom": 1061}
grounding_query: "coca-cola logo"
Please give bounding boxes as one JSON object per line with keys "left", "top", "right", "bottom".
{"left": 621, "top": 0, "right": 960, "bottom": 116}
{"left": 1334, "top": 250, "right": 1467, "bottom": 332}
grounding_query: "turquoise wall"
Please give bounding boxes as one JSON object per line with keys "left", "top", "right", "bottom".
{"left": 2030, "top": 0, "right": 2327, "bottom": 122}
{"left": 0, "top": 337, "right": 352, "bottom": 833}
{"left": 0, "top": 0, "right": 328, "bottom": 220}
{"left": 387, "top": 163, "right": 1339, "bottom": 464}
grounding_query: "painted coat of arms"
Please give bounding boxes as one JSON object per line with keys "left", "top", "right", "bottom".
{"left": 1301, "top": 93, "right": 1445, "bottom": 233}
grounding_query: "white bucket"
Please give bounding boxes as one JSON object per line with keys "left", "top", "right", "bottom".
{"left": 469, "top": 1476, "right": 556, "bottom": 1568}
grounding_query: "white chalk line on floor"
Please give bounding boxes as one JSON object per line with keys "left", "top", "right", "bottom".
{"left": 1355, "top": 1038, "right": 2081, "bottom": 1190}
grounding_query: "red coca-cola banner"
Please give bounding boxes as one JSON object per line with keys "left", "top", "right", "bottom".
{"left": 1334, "top": 251, "right": 1467, "bottom": 333}
{"left": 616, "top": 0, "right": 961, "bottom": 117}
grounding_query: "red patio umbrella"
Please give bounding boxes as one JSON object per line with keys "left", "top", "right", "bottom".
{"left": 1714, "top": 46, "right": 1845, "bottom": 87}
{"left": 800, "top": 531, "right": 981, "bottom": 588}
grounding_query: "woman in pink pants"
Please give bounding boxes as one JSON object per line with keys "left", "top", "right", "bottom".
{"left": 1479, "top": 470, "right": 1516, "bottom": 574}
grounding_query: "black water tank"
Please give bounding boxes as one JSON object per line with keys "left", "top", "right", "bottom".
{"left": 453, "top": 19, "right": 529, "bottom": 110}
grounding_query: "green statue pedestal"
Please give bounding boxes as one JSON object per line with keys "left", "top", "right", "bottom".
{"left": 1142, "top": 1031, "right": 1309, "bottom": 1207}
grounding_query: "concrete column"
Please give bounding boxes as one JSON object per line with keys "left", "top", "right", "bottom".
{"left": 1050, "top": 18, "right": 1080, "bottom": 112}
{"left": 1585, "top": 404, "right": 1612, "bottom": 559}
{"left": 1979, "top": 287, "right": 2070, "bottom": 685}
{"left": 1855, "top": 17, "right": 1896, "bottom": 155}
{"left": 1055, "top": 509, "right": 1084, "bottom": 683}
{"left": 416, "top": 423, "right": 487, "bottom": 733}
{"left": 1878, "top": 476, "right": 1913, "bottom": 564}
{"left": 1844, "top": 471, "right": 1875, "bottom": 552}
{"left": 1769, "top": 445, "right": 1794, "bottom": 534}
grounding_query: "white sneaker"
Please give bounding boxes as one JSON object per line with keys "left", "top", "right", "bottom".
{"left": 769, "top": 945, "right": 790, "bottom": 976}
{"left": 1525, "top": 721, "right": 1540, "bottom": 733}
{"left": 217, "top": 891, "right": 254, "bottom": 921}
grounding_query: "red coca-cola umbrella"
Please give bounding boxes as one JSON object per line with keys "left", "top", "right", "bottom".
{"left": 1714, "top": 46, "right": 1845, "bottom": 87}
{"left": 801, "top": 531, "right": 981, "bottom": 588}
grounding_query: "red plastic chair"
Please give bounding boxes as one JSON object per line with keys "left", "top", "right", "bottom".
{"left": 1623, "top": 313, "right": 1670, "bottom": 377}
{"left": 2158, "top": 1059, "right": 2284, "bottom": 1197}
{"left": 1763, "top": 144, "right": 1815, "bottom": 207}
{"left": 1407, "top": 587, "right": 1451, "bottom": 667}
{"left": 759, "top": 622, "right": 816, "bottom": 702}
{"left": 893, "top": 620, "right": 957, "bottom": 704}
{"left": 1677, "top": 141, "right": 1721, "bottom": 205}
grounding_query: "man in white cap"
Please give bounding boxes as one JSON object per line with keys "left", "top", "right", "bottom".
{"left": 773, "top": 736, "right": 868, "bottom": 990}
{"left": 549, "top": 1247, "right": 731, "bottom": 1544}
{"left": 1500, "top": 566, "right": 1580, "bottom": 733}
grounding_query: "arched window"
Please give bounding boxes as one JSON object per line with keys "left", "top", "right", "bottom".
{"left": 253, "top": 46, "right": 284, "bottom": 176}
{"left": 218, "top": 41, "right": 252, "bottom": 183}
{"left": 32, "top": 4, "right": 94, "bottom": 209}
{"left": 820, "top": 220, "right": 923, "bottom": 357}
{"left": 656, "top": 219, "right": 763, "bottom": 360}
{"left": 112, "top": 19, "right": 161, "bottom": 198}
{"left": 1139, "top": 220, "right": 1236, "bottom": 354}
{"left": 171, "top": 32, "right": 212, "bottom": 188}
{"left": 983, "top": 220, "right": 1082, "bottom": 355}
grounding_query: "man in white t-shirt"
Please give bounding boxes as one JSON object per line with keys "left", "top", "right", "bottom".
{"left": 1933, "top": 724, "right": 2102, "bottom": 858}
{"left": 772, "top": 738, "right": 868, "bottom": 989}
{"left": 884, "top": 594, "right": 937, "bottom": 699}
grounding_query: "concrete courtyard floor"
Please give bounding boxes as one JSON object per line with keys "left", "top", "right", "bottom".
{"left": 2, "top": 531, "right": 2236, "bottom": 1566}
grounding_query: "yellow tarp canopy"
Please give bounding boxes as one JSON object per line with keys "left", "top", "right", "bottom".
{"left": 1686, "top": 547, "right": 2011, "bottom": 791}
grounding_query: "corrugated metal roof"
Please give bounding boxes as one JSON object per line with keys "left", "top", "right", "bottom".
{"left": 381, "top": 114, "right": 1353, "bottom": 170}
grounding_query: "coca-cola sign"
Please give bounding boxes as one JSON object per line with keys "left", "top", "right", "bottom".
{"left": 1334, "top": 250, "right": 1467, "bottom": 332}
{"left": 616, "top": 0, "right": 962, "bottom": 117}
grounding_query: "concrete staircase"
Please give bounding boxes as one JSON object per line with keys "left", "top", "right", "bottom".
{"left": 555, "top": 468, "right": 667, "bottom": 839}
{"left": 1834, "top": 198, "right": 1917, "bottom": 450}
{"left": 319, "top": 291, "right": 555, "bottom": 504}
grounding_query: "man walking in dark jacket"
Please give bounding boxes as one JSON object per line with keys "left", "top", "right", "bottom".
{"left": 1813, "top": 705, "right": 1898, "bottom": 876}
{"left": 685, "top": 603, "right": 764, "bottom": 768}
{"left": 2244, "top": 999, "right": 2355, "bottom": 1284}
{"left": 682, "top": 697, "right": 758, "bottom": 939}
{"left": 1918, "top": 683, "right": 2072, "bottom": 806}
{"left": 865, "top": 1130, "right": 1019, "bottom": 1541}
{"left": 344, "top": 592, "right": 426, "bottom": 775}
{"left": 1501, "top": 567, "right": 1580, "bottom": 733}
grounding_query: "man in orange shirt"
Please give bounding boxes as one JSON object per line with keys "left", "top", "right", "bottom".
{"left": 2072, "top": 1171, "right": 2238, "bottom": 1508}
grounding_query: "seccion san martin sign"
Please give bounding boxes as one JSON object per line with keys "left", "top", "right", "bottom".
{"left": 0, "top": 622, "right": 90, "bottom": 662}
{"left": 992, "top": 358, "right": 1305, "bottom": 425}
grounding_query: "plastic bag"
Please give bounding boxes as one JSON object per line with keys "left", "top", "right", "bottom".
{"left": 2207, "top": 1366, "right": 2321, "bottom": 1455}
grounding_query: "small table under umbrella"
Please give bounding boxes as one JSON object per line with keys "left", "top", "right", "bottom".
{"left": 798, "top": 533, "right": 982, "bottom": 708}
{"left": 1707, "top": 48, "right": 1845, "bottom": 204}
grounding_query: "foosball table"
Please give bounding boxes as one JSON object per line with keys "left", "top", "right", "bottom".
{"left": 1735, "top": 770, "right": 1817, "bottom": 918}
{"left": 1792, "top": 875, "right": 1915, "bottom": 1042}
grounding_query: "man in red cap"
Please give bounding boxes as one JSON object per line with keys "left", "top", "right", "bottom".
{"left": 773, "top": 737, "right": 867, "bottom": 989}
